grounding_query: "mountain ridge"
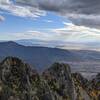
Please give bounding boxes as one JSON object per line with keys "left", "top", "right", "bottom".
{"left": 0, "top": 41, "right": 100, "bottom": 73}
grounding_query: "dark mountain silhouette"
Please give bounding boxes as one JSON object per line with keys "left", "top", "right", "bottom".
{"left": 0, "top": 41, "right": 100, "bottom": 72}
{"left": 0, "top": 41, "right": 77, "bottom": 71}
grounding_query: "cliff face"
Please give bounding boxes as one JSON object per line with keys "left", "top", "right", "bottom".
{"left": 0, "top": 57, "right": 99, "bottom": 100}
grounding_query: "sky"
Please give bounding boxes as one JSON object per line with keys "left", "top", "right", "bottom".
{"left": 0, "top": 0, "right": 100, "bottom": 51}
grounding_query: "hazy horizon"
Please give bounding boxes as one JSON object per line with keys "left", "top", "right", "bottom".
{"left": 0, "top": 0, "right": 100, "bottom": 51}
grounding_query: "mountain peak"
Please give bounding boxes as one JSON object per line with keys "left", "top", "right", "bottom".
{"left": 1, "top": 41, "right": 16, "bottom": 44}
{"left": 43, "top": 63, "right": 74, "bottom": 100}
{"left": 1, "top": 56, "right": 24, "bottom": 65}
{"left": 0, "top": 41, "right": 23, "bottom": 47}
{"left": 0, "top": 57, "right": 39, "bottom": 100}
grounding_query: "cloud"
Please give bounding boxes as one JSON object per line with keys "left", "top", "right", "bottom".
{"left": 6, "top": 22, "right": 100, "bottom": 43}
{"left": 0, "top": 15, "right": 5, "bottom": 21}
{"left": 16, "top": 0, "right": 100, "bottom": 28}
{"left": 44, "top": 20, "right": 53, "bottom": 23}
{"left": 52, "top": 22, "right": 100, "bottom": 42}
{"left": 0, "top": 0, "right": 100, "bottom": 28}
{"left": 0, "top": 0, "right": 46, "bottom": 18}
{"left": 5, "top": 30, "right": 53, "bottom": 41}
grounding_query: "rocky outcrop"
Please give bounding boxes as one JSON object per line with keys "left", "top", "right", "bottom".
{"left": 0, "top": 57, "right": 62, "bottom": 100}
{"left": 89, "top": 73, "right": 100, "bottom": 100}
{"left": 0, "top": 57, "right": 99, "bottom": 100}
{"left": 0, "top": 57, "right": 39, "bottom": 100}
{"left": 72, "top": 73, "right": 100, "bottom": 100}
{"left": 42, "top": 63, "right": 75, "bottom": 100}
{"left": 72, "top": 73, "right": 91, "bottom": 100}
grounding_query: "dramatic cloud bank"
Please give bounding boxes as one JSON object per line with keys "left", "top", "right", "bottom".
{"left": 16, "top": 0, "right": 100, "bottom": 28}
{"left": 0, "top": 0, "right": 100, "bottom": 28}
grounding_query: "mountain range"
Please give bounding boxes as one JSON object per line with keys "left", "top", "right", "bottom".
{"left": 0, "top": 41, "right": 100, "bottom": 74}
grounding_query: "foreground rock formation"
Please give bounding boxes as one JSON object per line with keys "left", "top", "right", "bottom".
{"left": 0, "top": 57, "right": 99, "bottom": 100}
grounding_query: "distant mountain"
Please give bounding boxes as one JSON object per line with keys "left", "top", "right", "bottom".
{"left": 0, "top": 41, "right": 100, "bottom": 73}
{"left": 15, "top": 39, "right": 100, "bottom": 51}
{"left": 15, "top": 39, "right": 67, "bottom": 48}
{"left": 0, "top": 41, "right": 77, "bottom": 71}
{"left": 15, "top": 39, "right": 47, "bottom": 47}
{"left": 0, "top": 57, "right": 99, "bottom": 100}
